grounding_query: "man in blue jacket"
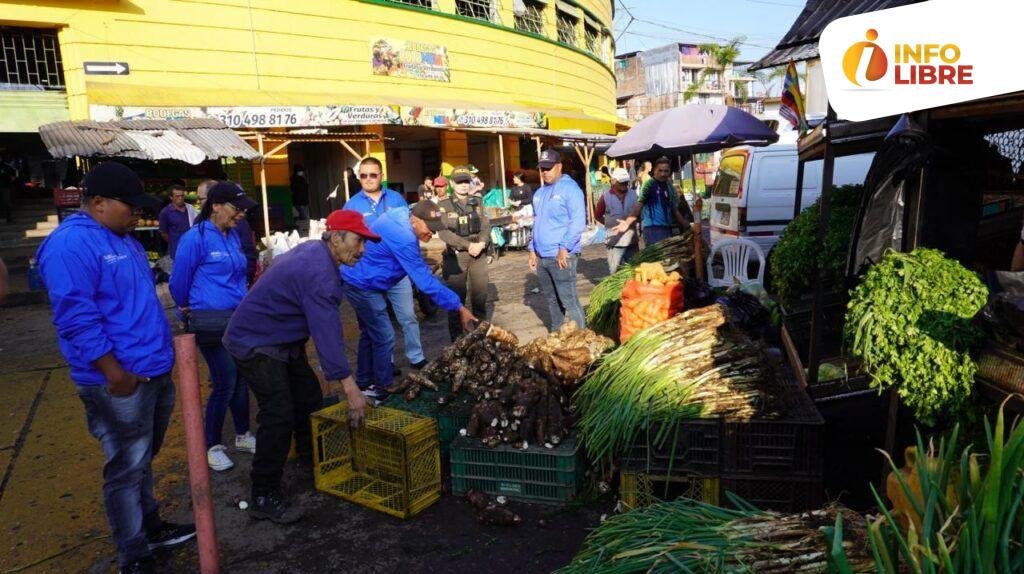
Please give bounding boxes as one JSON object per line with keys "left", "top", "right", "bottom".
{"left": 528, "top": 149, "right": 587, "bottom": 330}
{"left": 223, "top": 209, "right": 379, "bottom": 524}
{"left": 342, "top": 202, "right": 477, "bottom": 403}
{"left": 343, "top": 157, "right": 427, "bottom": 370}
{"left": 37, "top": 162, "right": 195, "bottom": 574}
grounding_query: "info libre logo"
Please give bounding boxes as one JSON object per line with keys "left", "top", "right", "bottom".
{"left": 841, "top": 29, "right": 974, "bottom": 87}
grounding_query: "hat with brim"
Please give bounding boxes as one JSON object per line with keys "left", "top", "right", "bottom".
{"left": 537, "top": 149, "right": 562, "bottom": 169}
{"left": 450, "top": 170, "right": 473, "bottom": 184}
{"left": 410, "top": 201, "right": 446, "bottom": 232}
{"left": 82, "top": 161, "right": 162, "bottom": 212}
{"left": 325, "top": 209, "right": 381, "bottom": 242}
{"left": 207, "top": 181, "right": 258, "bottom": 211}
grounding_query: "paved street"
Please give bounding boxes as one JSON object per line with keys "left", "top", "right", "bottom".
{"left": 0, "top": 245, "right": 611, "bottom": 573}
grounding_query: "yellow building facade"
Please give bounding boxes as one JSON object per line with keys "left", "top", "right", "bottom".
{"left": 2, "top": 0, "right": 616, "bottom": 215}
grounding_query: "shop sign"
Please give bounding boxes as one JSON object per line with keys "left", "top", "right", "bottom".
{"left": 401, "top": 106, "right": 546, "bottom": 129}
{"left": 90, "top": 105, "right": 402, "bottom": 128}
{"left": 371, "top": 38, "right": 450, "bottom": 82}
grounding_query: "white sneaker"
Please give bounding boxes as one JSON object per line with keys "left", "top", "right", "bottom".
{"left": 207, "top": 445, "right": 234, "bottom": 471}
{"left": 235, "top": 431, "right": 256, "bottom": 454}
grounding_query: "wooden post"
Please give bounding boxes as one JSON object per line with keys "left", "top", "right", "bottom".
{"left": 497, "top": 134, "right": 508, "bottom": 192}
{"left": 692, "top": 220, "right": 705, "bottom": 282}
{"left": 793, "top": 158, "right": 806, "bottom": 219}
{"left": 257, "top": 132, "right": 271, "bottom": 241}
{"left": 806, "top": 107, "right": 837, "bottom": 386}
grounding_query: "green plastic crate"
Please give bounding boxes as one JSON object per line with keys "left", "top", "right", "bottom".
{"left": 450, "top": 436, "right": 583, "bottom": 504}
{"left": 437, "top": 407, "right": 470, "bottom": 456}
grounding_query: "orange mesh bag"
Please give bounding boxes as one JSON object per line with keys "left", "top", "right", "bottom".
{"left": 619, "top": 278, "right": 684, "bottom": 343}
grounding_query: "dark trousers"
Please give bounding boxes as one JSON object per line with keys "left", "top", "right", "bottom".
{"left": 235, "top": 351, "right": 323, "bottom": 497}
{"left": 77, "top": 374, "right": 174, "bottom": 566}
{"left": 443, "top": 250, "right": 489, "bottom": 341}
{"left": 199, "top": 343, "right": 250, "bottom": 448}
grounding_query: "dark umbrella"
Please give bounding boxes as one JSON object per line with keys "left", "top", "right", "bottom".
{"left": 606, "top": 104, "right": 779, "bottom": 159}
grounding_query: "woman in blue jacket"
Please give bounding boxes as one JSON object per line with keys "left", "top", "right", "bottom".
{"left": 170, "top": 182, "right": 258, "bottom": 471}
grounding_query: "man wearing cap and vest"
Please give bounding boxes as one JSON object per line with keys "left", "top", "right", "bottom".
{"left": 435, "top": 167, "right": 490, "bottom": 341}
{"left": 595, "top": 167, "right": 640, "bottom": 273}
{"left": 223, "top": 209, "right": 379, "bottom": 525}
{"left": 342, "top": 203, "right": 478, "bottom": 403}
{"left": 529, "top": 149, "right": 587, "bottom": 331}
{"left": 37, "top": 162, "right": 196, "bottom": 573}
{"left": 343, "top": 157, "right": 427, "bottom": 371}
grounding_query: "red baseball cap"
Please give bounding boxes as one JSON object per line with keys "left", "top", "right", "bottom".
{"left": 325, "top": 210, "right": 381, "bottom": 242}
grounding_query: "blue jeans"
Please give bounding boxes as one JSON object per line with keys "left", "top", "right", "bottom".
{"left": 199, "top": 343, "right": 250, "bottom": 449}
{"left": 387, "top": 277, "right": 424, "bottom": 364}
{"left": 346, "top": 286, "right": 397, "bottom": 389}
{"left": 607, "top": 244, "right": 639, "bottom": 273}
{"left": 76, "top": 374, "right": 175, "bottom": 566}
{"left": 643, "top": 225, "right": 673, "bottom": 246}
{"left": 536, "top": 255, "right": 585, "bottom": 331}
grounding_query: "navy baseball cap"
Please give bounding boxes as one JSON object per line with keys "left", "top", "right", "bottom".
{"left": 82, "top": 162, "right": 162, "bottom": 212}
{"left": 207, "top": 181, "right": 258, "bottom": 211}
{"left": 537, "top": 149, "right": 562, "bottom": 169}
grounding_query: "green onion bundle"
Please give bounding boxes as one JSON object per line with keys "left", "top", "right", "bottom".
{"left": 575, "top": 305, "right": 775, "bottom": 462}
{"left": 557, "top": 498, "right": 875, "bottom": 573}
{"left": 586, "top": 233, "right": 695, "bottom": 340}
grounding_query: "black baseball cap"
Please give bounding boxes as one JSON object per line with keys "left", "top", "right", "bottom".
{"left": 82, "top": 162, "right": 162, "bottom": 212}
{"left": 450, "top": 168, "right": 473, "bottom": 184}
{"left": 410, "top": 201, "right": 446, "bottom": 232}
{"left": 207, "top": 181, "right": 258, "bottom": 211}
{"left": 537, "top": 149, "right": 562, "bottom": 169}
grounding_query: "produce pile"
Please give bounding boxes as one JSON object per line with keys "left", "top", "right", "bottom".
{"left": 586, "top": 233, "right": 695, "bottom": 340}
{"left": 557, "top": 498, "right": 874, "bottom": 573}
{"left": 770, "top": 185, "right": 863, "bottom": 308}
{"left": 619, "top": 262, "right": 684, "bottom": 343}
{"left": 845, "top": 248, "right": 988, "bottom": 423}
{"left": 394, "top": 322, "right": 611, "bottom": 449}
{"left": 576, "top": 303, "right": 786, "bottom": 462}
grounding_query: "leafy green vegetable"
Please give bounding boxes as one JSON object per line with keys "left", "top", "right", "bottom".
{"left": 770, "top": 185, "right": 864, "bottom": 308}
{"left": 845, "top": 248, "right": 988, "bottom": 423}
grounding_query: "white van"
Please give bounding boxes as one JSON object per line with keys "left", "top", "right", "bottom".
{"left": 708, "top": 144, "right": 873, "bottom": 254}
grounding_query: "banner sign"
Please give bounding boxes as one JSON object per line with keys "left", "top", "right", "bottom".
{"left": 90, "top": 105, "right": 402, "bottom": 128}
{"left": 402, "top": 106, "right": 546, "bottom": 129}
{"left": 819, "top": 0, "right": 1012, "bottom": 121}
{"left": 371, "top": 38, "right": 450, "bottom": 82}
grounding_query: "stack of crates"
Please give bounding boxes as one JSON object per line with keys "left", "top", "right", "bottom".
{"left": 619, "top": 370, "right": 825, "bottom": 512}
{"left": 450, "top": 436, "right": 583, "bottom": 504}
{"left": 311, "top": 402, "right": 441, "bottom": 518}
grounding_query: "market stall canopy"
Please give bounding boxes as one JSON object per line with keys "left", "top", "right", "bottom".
{"left": 605, "top": 104, "right": 779, "bottom": 159}
{"left": 38, "top": 118, "right": 262, "bottom": 164}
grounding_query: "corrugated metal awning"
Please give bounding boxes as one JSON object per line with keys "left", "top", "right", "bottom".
{"left": 38, "top": 118, "right": 261, "bottom": 164}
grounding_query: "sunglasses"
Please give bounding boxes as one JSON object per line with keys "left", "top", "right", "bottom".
{"left": 539, "top": 166, "right": 555, "bottom": 173}
{"left": 359, "top": 173, "right": 381, "bottom": 180}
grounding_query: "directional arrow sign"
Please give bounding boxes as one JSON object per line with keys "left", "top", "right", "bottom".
{"left": 83, "top": 61, "right": 130, "bottom": 75}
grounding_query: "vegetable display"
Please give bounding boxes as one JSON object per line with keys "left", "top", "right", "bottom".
{"left": 575, "top": 304, "right": 783, "bottom": 462}
{"left": 832, "top": 404, "right": 1024, "bottom": 573}
{"left": 586, "top": 233, "right": 695, "bottom": 340}
{"left": 557, "top": 498, "right": 874, "bottom": 573}
{"left": 619, "top": 262, "right": 684, "bottom": 343}
{"left": 845, "top": 248, "right": 988, "bottom": 423}
{"left": 770, "top": 185, "right": 863, "bottom": 308}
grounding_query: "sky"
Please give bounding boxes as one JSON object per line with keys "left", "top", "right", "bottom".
{"left": 613, "top": 0, "right": 806, "bottom": 63}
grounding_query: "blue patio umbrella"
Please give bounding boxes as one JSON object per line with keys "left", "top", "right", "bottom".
{"left": 606, "top": 104, "right": 779, "bottom": 159}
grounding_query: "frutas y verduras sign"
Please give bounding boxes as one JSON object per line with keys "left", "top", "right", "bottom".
{"left": 818, "top": 0, "right": 1019, "bottom": 121}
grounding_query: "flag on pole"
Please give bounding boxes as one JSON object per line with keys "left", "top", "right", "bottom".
{"left": 780, "top": 61, "right": 808, "bottom": 134}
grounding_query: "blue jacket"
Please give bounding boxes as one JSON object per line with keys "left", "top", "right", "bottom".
{"left": 37, "top": 212, "right": 174, "bottom": 386}
{"left": 223, "top": 240, "right": 353, "bottom": 380}
{"left": 169, "top": 220, "right": 247, "bottom": 312}
{"left": 343, "top": 189, "right": 408, "bottom": 226}
{"left": 341, "top": 208, "right": 462, "bottom": 312}
{"left": 530, "top": 174, "right": 587, "bottom": 257}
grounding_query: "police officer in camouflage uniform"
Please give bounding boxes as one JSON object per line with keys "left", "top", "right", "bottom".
{"left": 436, "top": 167, "right": 490, "bottom": 341}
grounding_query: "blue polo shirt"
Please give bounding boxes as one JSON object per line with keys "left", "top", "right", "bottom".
{"left": 343, "top": 189, "right": 408, "bottom": 226}
{"left": 341, "top": 208, "right": 462, "bottom": 312}
{"left": 158, "top": 204, "right": 192, "bottom": 257}
{"left": 530, "top": 174, "right": 587, "bottom": 257}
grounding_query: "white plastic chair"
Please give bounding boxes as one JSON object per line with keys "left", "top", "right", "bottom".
{"left": 706, "top": 238, "right": 766, "bottom": 288}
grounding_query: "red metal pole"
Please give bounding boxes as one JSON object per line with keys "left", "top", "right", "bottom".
{"left": 174, "top": 334, "right": 220, "bottom": 573}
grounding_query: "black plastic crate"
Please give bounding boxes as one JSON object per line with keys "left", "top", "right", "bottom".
{"left": 721, "top": 474, "right": 824, "bottom": 513}
{"left": 621, "top": 419, "right": 722, "bottom": 474}
{"left": 780, "top": 294, "right": 848, "bottom": 364}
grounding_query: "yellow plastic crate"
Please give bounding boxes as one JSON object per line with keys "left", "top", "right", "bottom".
{"left": 619, "top": 471, "right": 720, "bottom": 510}
{"left": 311, "top": 401, "right": 440, "bottom": 519}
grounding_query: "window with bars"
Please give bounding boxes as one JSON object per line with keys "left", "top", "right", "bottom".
{"left": 584, "top": 24, "right": 599, "bottom": 55}
{"left": 385, "top": 0, "right": 435, "bottom": 7}
{"left": 557, "top": 14, "right": 578, "bottom": 47}
{"left": 514, "top": 1, "right": 545, "bottom": 35}
{"left": 456, "top": 0, "right": 498, "bottom": 22}
{"left": 1, "top": 27, "right": 64, "bottom": 90}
